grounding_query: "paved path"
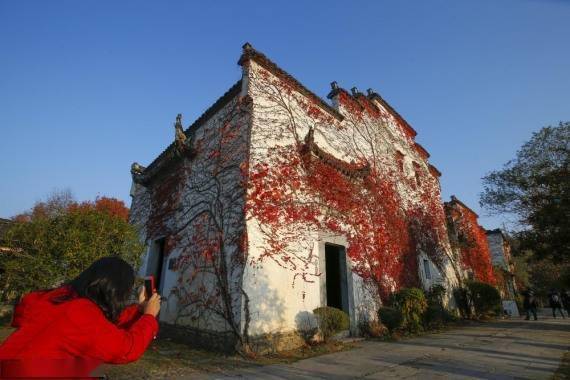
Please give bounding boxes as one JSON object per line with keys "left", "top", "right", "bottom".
{"left": 205, "top": 315, "right": 570, "bottom": 379}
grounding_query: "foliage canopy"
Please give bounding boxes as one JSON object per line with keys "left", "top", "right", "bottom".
{"left": 480, "top": 122, "right": 569, "bottom": 262}
{"left": 0, "top": 192, "right": 143, "bottom": 301}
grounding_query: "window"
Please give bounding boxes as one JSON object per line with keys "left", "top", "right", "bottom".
{"left": 423, "top": 259, "right": 431, "bottom": 280}
{"left": 413, "top": 162, "right": 422, "bottom": 187}
{"left": 395, "top": 150, "right": 404, "bottom": 172}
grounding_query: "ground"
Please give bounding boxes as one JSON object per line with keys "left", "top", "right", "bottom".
{"left": 207, "top": 315, "right": 570, "bottom": 379}
{"left": 1, "top": 310, "right": 569, "bottom": 379}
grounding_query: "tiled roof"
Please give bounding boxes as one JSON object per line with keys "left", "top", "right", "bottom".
{"left": 413, "top": 142, "right": 430, "bottom": 160}
{"left": 301, "top": 128, "right": 370, "bottom": 178}
{"left": 135, "top": 80, "right": 242, "bottom": 182}
{"left": 238, "top": 43, "right": 344, "bottom": 122}
{"left": 365, "top": 90, "right": 418, "bottom": 138}
{"left": 428, "top": 164, "right": 442, "bottom": 178}
{"left": 445, "top": 195, "right": 479, "bottom": 218}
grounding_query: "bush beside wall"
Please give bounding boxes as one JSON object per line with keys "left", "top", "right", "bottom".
{"left": 313, "top": 306, "right": 349, "bottom": 341}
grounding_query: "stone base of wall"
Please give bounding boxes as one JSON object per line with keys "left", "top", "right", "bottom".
{"left": 158, "top": 323, "right": 306, "bottom": 354}
{"left": 248, "top": 330, "right": 306, "bottom": 354}
{"left": 158, "top": 323, "right": 237, "bottom": 354}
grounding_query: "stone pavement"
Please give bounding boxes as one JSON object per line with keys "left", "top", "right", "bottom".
{"left": 201, "top": 314, "right": 570, "bottom": 379}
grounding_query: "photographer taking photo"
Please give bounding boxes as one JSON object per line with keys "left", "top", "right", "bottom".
{"left": 0, "top": 256, "right": 161, "bottom": 378}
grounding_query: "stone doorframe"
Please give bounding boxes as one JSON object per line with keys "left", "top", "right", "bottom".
{"left": 316, "top": 233, "right": 357, "bottom": 335}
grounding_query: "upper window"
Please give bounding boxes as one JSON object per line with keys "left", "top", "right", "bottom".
{"left": 395, "top": 150, "right": 404, "bottom": 172}
{"left": 413, "top": 162, "right": 422, "bottom": 187}
{"left": 423, "top": 259, "right": 431, "bottom": 280}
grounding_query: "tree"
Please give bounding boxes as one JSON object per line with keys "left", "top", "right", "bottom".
{"left": 0, "top": 192, "right": 143, "bottom": 301}
{"left": 480, "top": 122, "right": 570, "bottom": 263}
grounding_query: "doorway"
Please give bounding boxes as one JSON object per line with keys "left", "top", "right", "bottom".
{"left": 325, "top": 243, "right": 349, "bottom": 314}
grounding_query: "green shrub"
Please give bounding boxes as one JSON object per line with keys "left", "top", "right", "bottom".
{"left": 313, "top": 306, "right": 349, "bottom": 341}
{"left": 466, "top": 281, "right": 501, "bottom": 318}
{"left": 358, "top": 319, "right": 388, "bottom": 338}
{"left": 378, "top": 307, "right": 402, "bottom": 331}
{"left": 426, "top": 284, "right": 446, "bottom": 307}
{"left": 390, "top": 288, "right": 428, "bottom": 333}
{"left": 0, "top": 193, "right": 142, "bottom": 302}
{"left": 423, "top": 304, "right": 457, "bottom": 329}
{"left": 453, "top": 287, "right": 473, "bottom": 318}
{"left": 423, "top": 284, "right": 454, "bottom": 328}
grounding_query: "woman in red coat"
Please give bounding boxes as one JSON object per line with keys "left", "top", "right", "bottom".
{"left": 0, "top": 256, "right": 161, "bottom": 378}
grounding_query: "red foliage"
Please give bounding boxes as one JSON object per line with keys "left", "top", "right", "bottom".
{"left": 14, "top": 194, "right": 130, "bottom": 222}
{"left": 93, "top": 197, "right": 130, "bottom": 221}
{"left": 244, "top": 68, "right": 456, "bottom": 300}
{"left": 446, "top": 204, "right": 496, "bottom": 285}
{"left": 248, "top": 143, "right": 443, "bottom": 299}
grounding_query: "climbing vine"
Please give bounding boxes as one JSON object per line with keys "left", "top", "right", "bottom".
{"left": 246, "top": 62, "right": 455, "bottom": 301}
{"left": 445, "top": 201, "right": 496, "bottom": 285}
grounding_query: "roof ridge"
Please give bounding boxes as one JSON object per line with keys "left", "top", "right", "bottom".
{"left": 139, "top": 80, "right": 242, "bottom": 176}
{"left": 446, "top": 195, "right": 479, "bottom": 218}
{"left": 238, "top": 43, "right": 343, "bottom": 121}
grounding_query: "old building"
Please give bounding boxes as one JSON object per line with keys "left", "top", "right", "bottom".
{"left": 444, "top": 196, "right": 495, "bottom": 285}
{"left": 486, "top": 229, "right": 519, "bottom": 316}
{"left": 130, "top": 43, "right": 463, "bottom": 352}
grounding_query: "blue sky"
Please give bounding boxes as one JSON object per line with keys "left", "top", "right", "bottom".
{"left": 1, "top": 0, "right": 569, "bottom": 229}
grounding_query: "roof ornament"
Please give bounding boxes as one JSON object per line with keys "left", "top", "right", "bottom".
{"left": 330, "top": 81, "right": 339, "bottom": 90}
{"left": 174, "top": 113, "right": 185, "bottom": 142}
{"left": 131, "top": 162, "right": 146, "bottom": 183}
{"left": 242, "top": 42, "right": 253, "bottom": 51}
{"left": 366, "top": 88, "right": 376, "bottom": 96}
{"left": 174, "top": 113, "right": 189, "bottom": 156}
{"left": 351, "top": 87, "right": 360, "bottom": 96}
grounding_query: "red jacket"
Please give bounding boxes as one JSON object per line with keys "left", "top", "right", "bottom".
{"left": 0, "top": 286, "right": 159, "bottom": 378}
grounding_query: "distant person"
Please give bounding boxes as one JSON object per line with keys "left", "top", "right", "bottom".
{"left": 562, "top": 290, "right": 570, "bottom": 316}
{"left": 523, "top": 289, "right": 538, "bottom": 321}
{"left": 0, "top": 256, "right": 161, "bottom": 378}
{"left": 549, "top": 289, "right": 566, "bottom": 319}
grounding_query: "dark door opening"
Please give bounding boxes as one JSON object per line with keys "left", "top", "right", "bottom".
{"left": 147, "top": 238, "right": 166, "bottom": 293}
{"left": 325, "top": 243, "right": 349, "bottom": 314}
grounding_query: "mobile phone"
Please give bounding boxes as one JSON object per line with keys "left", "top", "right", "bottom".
{"left": 144, "top": 276, "right": 156, "bottom": 299}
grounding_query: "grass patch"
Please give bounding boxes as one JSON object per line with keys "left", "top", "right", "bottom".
{"left": 255, "top": 340, "right": 356, "bottom": 365}
{"left": 0, "top": 326, "right": 14, "bottom": 343}
{"left": 0, "top": 312, "right": 12, "bottom": 327}
{"left": 0, "top": 306, "right": 355, "bottom": 379}
{"left": 103, "top": 339, "right": 356, "bottom": 379}
{"left": 103, "top": 338, "right": 250, "bottom": 379}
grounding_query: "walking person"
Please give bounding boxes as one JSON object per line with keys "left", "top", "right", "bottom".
{"left": 548, "top": 289, "right": 566, "bottom": 319}
{"left": 562, "top": 290, "right": 570, "bottom": 316}
{"left": 523, "top": 288, "right": 538, "bottom": 321}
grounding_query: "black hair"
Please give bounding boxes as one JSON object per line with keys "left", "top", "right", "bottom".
{"left": 53, "top": 256, "right": 135, "bottom": 322}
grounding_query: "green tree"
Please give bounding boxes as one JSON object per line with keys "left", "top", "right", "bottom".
{"left": 0, "top": 192, "right": 143, "bottom": 301}
{"left": 480, "top": 122, "right": 569, "bottom": 263}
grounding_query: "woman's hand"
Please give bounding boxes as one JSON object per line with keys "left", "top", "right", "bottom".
{"left": 143, "top": 292, "right": 161, "bottom": 317}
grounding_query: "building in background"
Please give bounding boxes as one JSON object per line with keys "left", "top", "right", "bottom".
{"left": 486, "top": 229, "right": 519, "bottom": 316}
{"left": 444, "top": 196, "right": 496, "bottom": 285}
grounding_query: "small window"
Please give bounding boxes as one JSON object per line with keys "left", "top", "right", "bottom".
{"left": 423, "top": 259, "right": 431, "bottom": 280}
{"left": 413, "top": 162, "right": 422, "bottom": 187}
{"left": 395, "top": 151, "right": 404, "bottom": 172}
